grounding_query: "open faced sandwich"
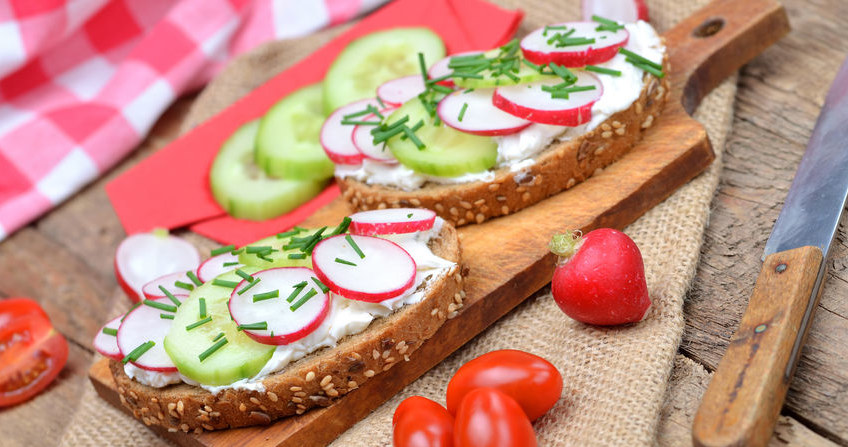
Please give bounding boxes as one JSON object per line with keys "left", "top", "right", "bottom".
{"left": 94, "top": 210, "right": 463, "bottom": 433}
{"left": 323, "top": 18, "right": 669, "bottom": 226}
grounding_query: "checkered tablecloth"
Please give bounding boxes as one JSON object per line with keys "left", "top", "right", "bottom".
{"left": 0, "top": 0, "right": 385, "bottom": 242}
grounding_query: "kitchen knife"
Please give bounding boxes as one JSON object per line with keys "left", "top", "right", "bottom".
{"left": 692, "top": 56, "right": 848, "bottom": 447}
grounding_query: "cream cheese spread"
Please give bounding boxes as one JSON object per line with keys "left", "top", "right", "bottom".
{"left": 335, "top": 20, "right": 664, "bottom": 191}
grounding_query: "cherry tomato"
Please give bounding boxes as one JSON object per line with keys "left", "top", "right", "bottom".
{"left": 446, "top": 350, "right": 562, "bottom": 421}
{"left": 0, "top": 298, "right": 69, "bottom": 407}
{"left": 393, "top": 396, "right": 454, "bottom": 447}
{"left": 453, "top": 388, "right": 536, "bottom": 447}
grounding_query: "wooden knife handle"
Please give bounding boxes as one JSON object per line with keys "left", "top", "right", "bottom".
{"left": 692, "top": 246, "right": 825, "bottom": 447}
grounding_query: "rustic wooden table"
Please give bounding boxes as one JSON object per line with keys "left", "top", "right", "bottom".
{"left": 1, "top": 0, "right": 846, "bottom": 445}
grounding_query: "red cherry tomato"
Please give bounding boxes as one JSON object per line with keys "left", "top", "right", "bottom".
{"left": 0, "top": 298, "right": 69, "bottom": 407}
{"left": 453, "top": 388, "right": 536, "bottom": 447}
{"left": 393, "top": 396, "right": 454, "bottom": 447}
{"left": 446, "top": 350, "right": 562, "bottom": 421}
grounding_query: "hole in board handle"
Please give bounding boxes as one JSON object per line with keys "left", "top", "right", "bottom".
{"left": 692, "top": 18, "right": 725, "bottom": 38}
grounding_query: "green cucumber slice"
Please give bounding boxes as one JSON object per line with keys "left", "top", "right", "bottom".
{"left": 255, "top": 83, "right": 334, "bottom": 180}
{"left": 163, "top": 267, "right": 275, "bottom": 386}
{"left": 387, "top": 99, "right": 498, "bottom": 177}
{"left": 210, "top": 120, "right": 326, "bottom": 220}
{"left": 238, "top": 228, "right": 324, "bottom": 269}
{"left": 323, "top": 27, "right": 445, "bottom": 115}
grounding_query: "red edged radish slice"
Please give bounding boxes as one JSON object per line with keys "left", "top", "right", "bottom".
{"left": 352, "top": 116, "right": 398, "bottom": 164}
{"left": 350, "top": 208, "right": 437, "bottom": 236}
{"left": 228, "top": 267, "right": 330, "bottom": 345}
{"left": 321, "top": 98, "right": 384, "bottom": 165}
{"left": 114, "top": 231, "right": 200, "bottom": 302}
{"left": 521, "top": 22, "right": 629, "bottom": 67}
{"left": 377, "top": 75, "right": 427, "bottom": 108}
{"left": 142, "top": 271, "right": 194, "bottom": 300}
{"left": 117, "top": 297, "right": 182, "bottom": 372}
{"left": 429, "top": 51, "right": 482, "bottom": 87}
{"left": 93, "top": 315, "right": 124, "bottom": 361}
{"left": 197, "top": 252, "right": 243, "bottom": 283}
{"left": 493, "top": 73, "right": 603, "bottom": 126}
{"left": 438, "top": 89, "right": 531, "bottom": 136}
{"left": 582, "top": 0, "right": 649, "bottom": 22}
{"left": 312, "top": 235, "right": 416, "bottom": 302}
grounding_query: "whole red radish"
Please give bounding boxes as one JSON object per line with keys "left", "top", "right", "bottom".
{"left": 549, "top": 229, "right": 650, "bottom": 325}
{"left": 393, "top": 396, "right": 454, "bottom": 447}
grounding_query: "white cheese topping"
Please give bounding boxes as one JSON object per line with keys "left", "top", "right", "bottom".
{"left": 124, "top": 363, "right": 182, "bottom": 388}
{"left": 335, "top": 21, "right": 664, "bottom": 190}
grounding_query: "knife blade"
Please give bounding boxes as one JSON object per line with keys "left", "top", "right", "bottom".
{"left": 692, "top": 56, "right": 848, "bottom": 447}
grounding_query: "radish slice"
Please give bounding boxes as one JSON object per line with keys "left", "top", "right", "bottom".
{"left": 377, "top": 75, "right": 427, "bottom": 108}
{"left": 352, "top": 115, "right": 397, "bottom": 164}
{"left": 93, "top": 315, "right": 123, "bottom": 361}
{"left": 312, "top": 235, "right": 416, "bottom": 302}
{"left": 114, "top": 231, "right": 200, "bottom": 302}
{"left": 582, "top": 0, "right": 649, "bottom": 22}
{"left": 521, "top": 22, "right": 629, "bottom": 67}
{"left": 321, "top": 98, "right": 382, "bottom": 165}
{"left": 350, "top": 208, "right": 437, "bottom": 236}
{"left": 493, "top": 73, "right": 603, "bottom": 126}
{"left": 228, "top": 267, "right": 330, "bottom": 345}
{"left": 429, "top": 51, "right": 482, "bottom": 87}
{"left": 438, "top": 89, "right": 531, "bottom": 136}
{"left": 117, "top": 297, "right": 182, "bottom": 372}
{"left": 142, "top": 271, "right": 194, "bottom": 300}
{"left": 197, "top": 252, "right": 243, "bottom": 283}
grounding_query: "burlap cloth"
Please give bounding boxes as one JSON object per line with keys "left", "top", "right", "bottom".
{"left": 59, "top": 0, "right": 740, "bottom": 445}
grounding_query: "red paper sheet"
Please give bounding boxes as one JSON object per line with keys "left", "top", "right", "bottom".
{"left": 106, "top": 0, "right": 523, "bottom": 244}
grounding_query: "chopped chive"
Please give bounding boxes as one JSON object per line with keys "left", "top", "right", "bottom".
{"left": 290, "top": 289, "right": 317, "bottom": 311}
{"left": 235, "top": 269, "right": 254, "bottom": 282}
{"left": 121, "top": 302, "right": 141, "bottom": 322}
{"left": 543, "top": 24, "right": 568, "bottom": 36}
{"left": 174, "top": 280, "right": 194, "bottom": 291}
{"left": 311, "top": 277, "right": 329, "bottom": 294}
{"left": 549, "top": 63, "right": 577, "bottom": 84}
{"left": 245, "top": 245, "right": 274, "bottom": 254}
{"left": 619, "top": 48, "right": 662, "bottom": 70}
{"left": 458, "top": 102, "right": 469, "bottom": 122}
{"left": 237, "top": 322, "right": 268, "bottom": 331}
{"left": 463, "top": 88, "right": 476, "bottom": 94}
{"left": 403, "top": 126, "right": 426, "bottom": 150}
{"left": 186, "top": 270, "right": 203, "bottom": 286}
{"left": 426, "top": 74, "right": 452, "bottom": 85}
{"left": 211, "top": 245, "right": 235, "bottom": 256}
{"left": 591, "top": 15, "right": 624, "bottom": 31}
{"left": 102, "top": 327, "right": 118, "bottom": 336}
{"left": 288, "top": 253, "right": 307, "bottom": 259}
{"left": 417, "top": 52, "right": 428, "bottom": 82}
{"left": 335, "top": 257, "right": 357, "bottom": 266}
{"left": 345, "top": 234, "right": 365, "bottom": 258}
{"left": 230, "top": 248, "right": 244, "bottom": 255}
{"left": 328, "top": 217, "right": 352, "bottom": 237}
{"left": 286, "top": 282, "right": 306, "bottom": 303}
{"left": 407, "top": 213, "right": 413, "bottom": 218}
{"left": 629, "top": 60, "right": 665, "bottom": 77}
{"left": 212, "top": 332, "right": 225, "bottom": 342}
{"left": 554, "top": 36, "right": 594, "bottom": 47}
{"left": 341, "top": 119, "right": 380, "bottom": 126}
{"left": 186, "top": 316, "right": 212, "bottom": 331}
{"left": 431, "top": 84, "right": 453, "bottom": 94}
{"left": 158, "top": 285, "right": 182, "bottom": 307}
{"left": 276, "top": 228, "right": 302, "bottom": 239}
{"left": 160, "top": 313, "right": 174, "bottom": 320}
{"left": 122, "top": 341, "right": 155, "bottom": 364}
{"left": 253, "top": 289, "right": 280, "bottom": 302}
{"left": 199, "top": 297, "right": 207, "bottom": 319}
{"left": 223, "top": 261, "right": 240, "bottom": 267}
{"left": 342, "top": 108, "right": 373, "bottom": 120}
{"left": 376, "top": 96, "right": 386, "bottom": 109}
{"left": 522, "top": 59, "right": 543, "bottom": 73}
{"left": 584, "top": 65, "right": 622, "bottom": 76}
{"left": 258, "top": 254, "right": 274, "bottom": 262}
{"left": 212, "top": 278, "right": 239, "bottom": 288}
{"left": 237, "top": 277, "right": 262, "bottom": 295}
{"left": 292, "top": 281, "right": 308, "bottom": 288}
{"left": 144, "top": 299, "right": 177, "bottom": 313}
{"left": 198, "top": 338, "right": 228, "bottom": 362}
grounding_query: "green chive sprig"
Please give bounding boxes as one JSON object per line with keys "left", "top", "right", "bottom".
{"left": 144, "top": 299, "right": 177, "bottom": 313}
{"left": 253, "top": 289, "right": 279, "bottom": 303}
{"left": 212, "top": 278, "right": 239, "bottom": 288}
{"left": 158, "top": 286, "right": 182, "bottom": 307}
{"left": 122, "top": 341, "right": 154, "bottom": 364}
{"left": 345, "top": 235, "right": 365, "bottom": 259}
{"left": 290, "top": 289, "right": 317, "bottom": 311}
{"left": 237, "top": 322, "right": 268, "bottom": 331}
{"left": 585, "top": 65, "right": 622, "bottom": 76}
{"left": 186, "top": 316, "right": 212, "bottom": 331}
{"left": 186, "top": 270, "right": 203, "bottom": 286}
{"left": 335, "top": 258, "right": 357, "bottom": 266}
{"left": 211, "top": 245, "right": 235, "bottom": 256}
{"left": 311, "top": 277, "right": 329, "bottom": 294}
{"left": 102, "top": 327, "right": 118, "bottom": 336}
{"left": 199, "top": 338, "right": 227, "bottom": 362}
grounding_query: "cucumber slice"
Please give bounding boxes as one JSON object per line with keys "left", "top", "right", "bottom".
{"left": 387, "top": 99, "right": 498, "bottom": 177}
{"left": 163, "top": 267, "right": 275, "bottom": 386}
{"left": 255, "top": 83, "right": 334, "bottom": 180}
{"left": 238, "top": 228, "right": 324, "bottom": 269}
{"left": 210, "top": 120, "right": 326, "bottom": 220}
{"left": 323, "top": 27, "right": 445, "bottom": 115}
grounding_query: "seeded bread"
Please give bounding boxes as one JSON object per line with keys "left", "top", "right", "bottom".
{"left": 110, "top": 222, "right": 463, "bottom": 433}
{"left": 337, "top": 59, "right": 670, "bottom": 227}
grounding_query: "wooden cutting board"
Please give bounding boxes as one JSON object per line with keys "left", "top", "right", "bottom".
{"left": 89, "top": 0, "right": 789, "bottom": 445}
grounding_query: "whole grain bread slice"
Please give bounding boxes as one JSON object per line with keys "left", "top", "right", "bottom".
{"left": 337, "top": 60, "right": 670, "bottom": 227}
{"left": 111, "top": 222, "right": 464, "bottom": 433}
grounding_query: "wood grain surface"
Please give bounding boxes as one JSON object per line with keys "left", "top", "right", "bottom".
{"left": 1, "top": 0, "right": 847, "bottom": 446}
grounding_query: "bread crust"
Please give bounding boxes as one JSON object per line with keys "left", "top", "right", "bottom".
{"left": 111, "top": 223, "right": 464, "bottom": 433}
{"left": 337, "top": 61, "right": 670, "bottom": 227}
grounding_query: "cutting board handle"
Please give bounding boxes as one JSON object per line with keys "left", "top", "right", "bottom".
{"left": 665, "top": 0, "right": 789, "bottom": 114}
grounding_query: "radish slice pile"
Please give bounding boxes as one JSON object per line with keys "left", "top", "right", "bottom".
{"left": 350, "top": 208, "right": 436, "bottom": 236}
{"left": 93, "top": 315, "right": 123, "bottom": 361}
{"left": 493, "top": 73, "right": 603, "bottom": 126}
{"left": 428, "top": 51, "right": 482, "bottom": 87}
{"left": 353, "top": 115, "right": 398, "bottom": 163}
{"left": 377, "top": 75, "right": 427, "bottom": 107}
{"left": 321, "top": 98, "right": 382, "bottom": 165}
{"left": 438, "top": 89, "right": 532, "bottom": 136}
{"left": 228, "top": 267, "right": 330, "bottom": 345}
{"left": 312, "top": 235, "right": 416, "bottom": 302}
{"left": 521, "top": 22, "right": 629, "bottom": 67}
{"left": 117, "top": 297, "right": 182, "bottom": 371}
{"left": 114, "top": 231, "right": 200, "bottom": 302}
{"left": 582, "top": 0, "right": 649, "bottom": 23}
{"left": 142, "top": 271, "right": 194, "bottom": 300}
{"left": 197, "top": 252, "right": 243, "bottom": 283}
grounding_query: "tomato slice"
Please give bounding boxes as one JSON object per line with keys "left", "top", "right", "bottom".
{"left": 0, "top": 298, "right": 69, "bottom": 407}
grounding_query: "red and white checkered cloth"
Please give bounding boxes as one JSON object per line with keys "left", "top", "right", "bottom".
{"left": 0, "top": 0, "right": 386, "bottom": 242}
